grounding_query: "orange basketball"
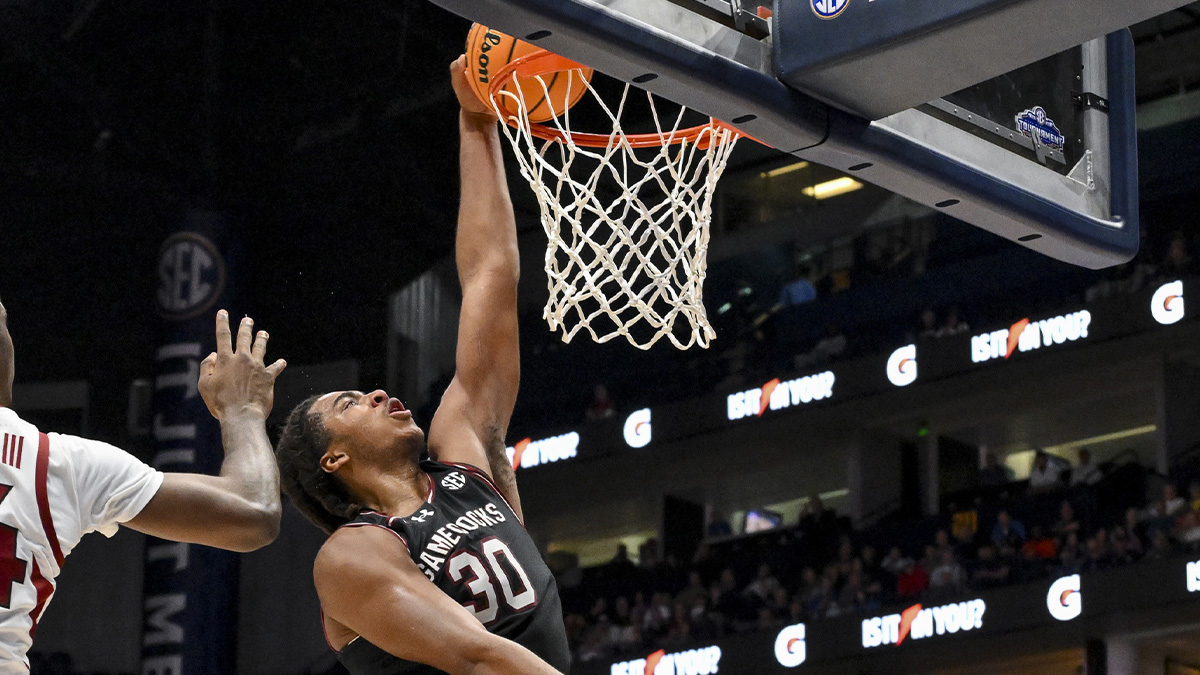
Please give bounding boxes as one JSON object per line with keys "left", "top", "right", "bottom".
{"left": 466, "top": 23, "right": 593, "bottom": 124}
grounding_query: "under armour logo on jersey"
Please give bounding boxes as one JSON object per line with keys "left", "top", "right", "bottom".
{"left": 441, "top": 472, "right": 467, "bottom": 491}
{"left": 409, "top": 508, "right": 435, "bottom": 523}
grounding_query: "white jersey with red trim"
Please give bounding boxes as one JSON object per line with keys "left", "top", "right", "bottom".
{"left": 0, "top": 407, "right": 164, "bottom": 673}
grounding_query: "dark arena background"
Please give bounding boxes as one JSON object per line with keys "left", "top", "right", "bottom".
{"left": 3, "top": 0, "right": 1200, "bottom": 673}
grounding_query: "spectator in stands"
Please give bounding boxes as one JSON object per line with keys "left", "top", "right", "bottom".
{"left": 1165, "top": 483, "right": 1189, "bottom": 516}
{"left": 1085, "top": 529, "right": 1119, "bottom": 571}
{"left": 1125, "top": 507, "right": 1146, "bottom": 549}
{"left": 1158, "top": 230, "right": 1195, "bottom": 279}
{"left": 896, "top": 558, "right": 928, "bottom": 600}
{"left": 979, "top": 451, "right": 1015, "bottom": 487}
{"left": 1111, "top": 524, "right": 1143, "bottom": 560}
{"left": 678, "top": 571, "right": 708, "bottom": 609}
{"left": 1191, "top": 481, "right": 1200, "bottom": 512}
{"left": 1022, "top": 525, "right": 1058, "bottom": 561}
{"left": 745, "top": 564, "right": 782, "bottom": 602}
{"left": 799, "top": 493, "right": 838, "bottom": 541}
{"left": 970, "top": 544, "right": 1011, "bottom": 589}
{"left": 585, "top": 383, "right": 616, "bottom": 421}
{"left": 1176, "top": 510, "right": 1200, "bottom": 548}
{"left": 919, "top": 544, "right": 941, "bottom": 578}
{"left": 778, "top": 263, "right": 819, "bottom": 308}
{"left": 991, "top": 509, "right": 1027, "bottom": 549}
{"left": 1052, "top": 501, "right": 1082, "bottom": 539}
{"left": 928, "top": 549, "right": 968, "bottom": 596}
{"left": 917, "top": 306, "right": 939, "bottom": 340}
{"left": 879, "top": 546, "right": 908, "bottom": 588}
{"left": 1054, "top": 541, "right": 1083, "bottom": 576}
{"left": 1028, "top": 450, "right": 1065, "bottom": 492}
{"left": 1069, "top": 448, "right": 1103, "bottom": 486}
{"left": 1144, "top": 529, "right": 1177, "bottom": 562}
{"left": 1145, "top": 483, "right": 1188, "bottom": 524}
{"left": 935, "top": 306, "right": 970, "bottom": 338}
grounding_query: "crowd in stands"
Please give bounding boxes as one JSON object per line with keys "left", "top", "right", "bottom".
{"left": 501, "top": 214, "right": 1199, "bottom": 433}
{"left": 555, "top": 452, "right": 1200, "bottom": 664}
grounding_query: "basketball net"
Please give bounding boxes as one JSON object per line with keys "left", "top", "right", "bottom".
{"left": 488, "top": 52, "right": 739, "bottom": 350}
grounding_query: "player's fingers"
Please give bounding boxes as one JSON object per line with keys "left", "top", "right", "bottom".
{"left": 215, "top": 310, "right": 233, "bottom": 355}
{"left": 266, "top": 359, "right": 287, "bottom": 379}
{"left": 201, "top": 352, "right": 217, "bottom": 373}
{"left": 236, "top": 316, "right": 254, "bottom": 354}
{"left": 252, "top": 330, "right": 269, "bottom": 362}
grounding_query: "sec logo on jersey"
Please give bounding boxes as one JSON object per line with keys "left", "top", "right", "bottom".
{"left": 441, "top": 472, "right": 467, "bottom": 491}
{"left": 812, "top": 0, "right": 849, "bottom": 19}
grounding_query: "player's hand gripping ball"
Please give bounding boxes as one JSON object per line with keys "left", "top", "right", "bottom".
{"left": 465, "top": 23, "right": 594, "bottom": 124}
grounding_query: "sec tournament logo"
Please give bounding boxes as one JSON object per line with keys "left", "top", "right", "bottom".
{"left": 441, "top": 472, "right": 467, "bottom": 491}
{"left": 812, "top": 0, "right": 849, "bottom": 19}
{"left": 157, "top": 232, "right": 226, "bottom": 320}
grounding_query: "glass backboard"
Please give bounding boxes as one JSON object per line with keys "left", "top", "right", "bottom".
{"left": 422, "top": 0, "right": 1192, "bottom": 268}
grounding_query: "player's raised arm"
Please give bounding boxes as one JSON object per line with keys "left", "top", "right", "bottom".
{"left": 316, "top": 526, "right": 563, "bottom": 675}
{"left": 125, "top": 310, "right": 285, "bottom": 552}
{"left": 428, "top": 55, "right": 523, "bottom": 516}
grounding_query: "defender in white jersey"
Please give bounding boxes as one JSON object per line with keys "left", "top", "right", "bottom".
{"left": 0, "top": 299, "right": 287, "bottom": 672}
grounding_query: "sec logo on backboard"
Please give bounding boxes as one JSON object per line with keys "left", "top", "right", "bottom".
{"left": 812, "top": 0, "right": 849, "bottom": 19}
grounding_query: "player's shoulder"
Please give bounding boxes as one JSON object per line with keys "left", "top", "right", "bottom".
{"left": 316, "top": 522, "right": 412, "bottom": 578}
{"left": 0, "top": 406, "right": 37, "bottom": 436}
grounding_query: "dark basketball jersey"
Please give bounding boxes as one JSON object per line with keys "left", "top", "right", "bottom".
{"left": 336, "top": 458, "right": 570, "bottom": 675}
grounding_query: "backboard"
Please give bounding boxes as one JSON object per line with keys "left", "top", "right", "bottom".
{"left": 424, "top": 0, "right": 1194, "bottom": 269}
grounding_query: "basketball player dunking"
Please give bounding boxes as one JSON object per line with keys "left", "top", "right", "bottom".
{"left": 273, "top": 56, "right": 569, "bottom": 675}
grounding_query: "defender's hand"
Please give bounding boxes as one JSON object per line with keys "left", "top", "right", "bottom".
{"left": 450, "top": 54, "right": 499, "bottom": 122}
{"left": 198, "top": 310, "right": 287, "bottom": 421}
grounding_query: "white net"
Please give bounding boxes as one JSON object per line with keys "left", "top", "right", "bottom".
{"left": 490, "top": 67, "right": 739, "bottom": 350}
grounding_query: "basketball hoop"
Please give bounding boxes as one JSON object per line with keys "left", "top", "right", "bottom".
{"left": 487, "top": 49, "right": 742, "bottom": 350}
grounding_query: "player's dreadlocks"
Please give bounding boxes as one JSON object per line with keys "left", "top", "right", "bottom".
{"left": 275, "top": 395, "right": 361, "bottom": 534}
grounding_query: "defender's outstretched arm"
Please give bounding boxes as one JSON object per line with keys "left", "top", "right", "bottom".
{"left": 126, "top": 311, "right": 285, "bottom": 552}
{"left": 429, "top": 55, "right": 523, "bottom": 519}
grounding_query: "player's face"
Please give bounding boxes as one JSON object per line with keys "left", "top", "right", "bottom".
{"left": 0, "top": 300, "right": 12, "bottom": 407}
{"left": 314, "top": 389, "right": 424, "bottom": 465}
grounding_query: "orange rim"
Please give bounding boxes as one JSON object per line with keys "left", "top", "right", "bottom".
{"left": 487, "top": 49, "right": 743, "bottom": 150}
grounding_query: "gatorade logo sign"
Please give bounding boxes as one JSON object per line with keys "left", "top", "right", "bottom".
{"left": 1046, "top": 574, "right": 1082, "bottom": 621}
{"left": 971, "top": 311, "right": 1092, "bottom": 364}
{"left": 624, "top": 409, "right": 652, "bottom": 449}
{"left": 774, "top": 623, "right": 807, "bottom": 667}
{"left": 861, "top": 599, "right": 986, "bottom": 648}
{"left": 1188, "top": 560, "right": 1200, "bottom": 593}
{"left": 1152, "top": 281, "right": 1185, "bottom": 325}
{"left": 505, "top": 432, "right": 579, "bottom": 470}
{"left": 610, "top": 646, "right": 722, "bottom": 675}
{"left": 727, "top": 372, "right": 836, "bottom": 421}
{"left": 887, "top": 345, "right": 918, "bottom": 387}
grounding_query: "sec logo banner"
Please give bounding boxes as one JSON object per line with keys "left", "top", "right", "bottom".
{"left": 812, "top": 0, "right": 849, "bottom": 19}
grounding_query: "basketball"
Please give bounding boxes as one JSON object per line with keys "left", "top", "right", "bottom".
{"left": 465, "top": 23, "right": 593, "bottom": 124}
